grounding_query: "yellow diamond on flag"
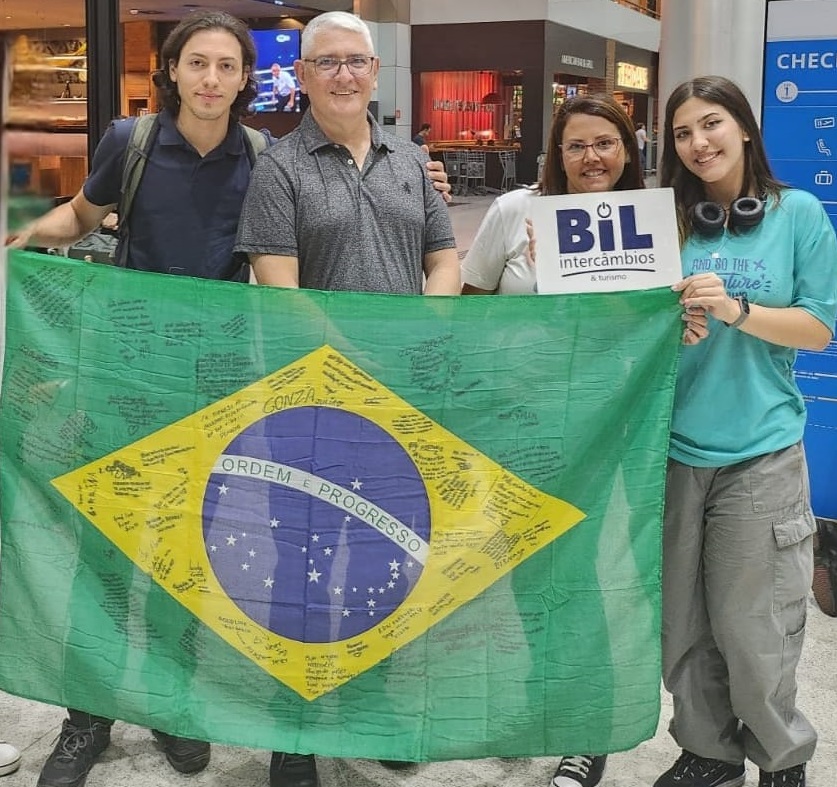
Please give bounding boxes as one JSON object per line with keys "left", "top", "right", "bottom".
{"left": 52, "top": 346, "right": 585, "bottom": 700}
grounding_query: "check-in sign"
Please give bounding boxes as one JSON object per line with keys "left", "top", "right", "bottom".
{"left": 531, "top": 188, "right": 682, "bottom": 294}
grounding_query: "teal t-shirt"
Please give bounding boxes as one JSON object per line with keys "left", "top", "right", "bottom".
{"left": 670, "top": 189, "right": 837, "bottom": 467}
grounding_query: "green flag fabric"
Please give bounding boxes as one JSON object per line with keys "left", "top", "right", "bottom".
{"left": 0, "top": 249, "right": 680, "bottom": 761}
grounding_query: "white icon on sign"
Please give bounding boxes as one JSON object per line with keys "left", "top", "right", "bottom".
{"left": 776, "top": 80, "right": 798, "bottom": 102}
{"left": 815, "top": 170, "right": 833, "bottom": 186}
{"left": 815, "top": 116, "right": 836, "bottom": 129}
{"left": 817, "top": 139, "right": 833, "bottom": 156}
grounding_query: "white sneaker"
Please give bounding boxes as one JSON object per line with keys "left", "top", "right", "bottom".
{"left": 551, "top": 754, "right": 607, "bottom": 787}
{"left": 0, "top": 741, "right": 21, "bottom": 777}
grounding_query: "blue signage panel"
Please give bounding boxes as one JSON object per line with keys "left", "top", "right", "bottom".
{"left": 764, "top": 16, "right": 837, "bottom": 517}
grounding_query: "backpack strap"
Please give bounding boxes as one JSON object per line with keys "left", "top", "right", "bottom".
{"left": 241, "top": 124, "right": 269, "bottom": 165}
{"left": 115, "top": 113, "right": 160, "bottom": 267}
{"left": 119, "top": 113, "right": 160, "bottom": 223}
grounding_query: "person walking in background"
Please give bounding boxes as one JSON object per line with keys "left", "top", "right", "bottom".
{"left": 461, "top": 93, "right": 705, "bottom": 787}
{"left": 236, "top": 11, "right": 458, "bottom": 786}
{"left": 635, "top": 121, "right": 648, "bottom": 172}
{"left": 412, "top": 122, "right": 431, "bottom": 145}
{"left": 270, "top": 62, "right": 296, "bottom": 111}
{"left": 654, "top": 75, "right": 837, "bottom": 787}
{"left": 0, "top": 742, "right": 20, "bottom": 777}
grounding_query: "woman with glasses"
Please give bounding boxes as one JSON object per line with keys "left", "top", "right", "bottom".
{"left": 461, "top": 94, "right": 645, "bottom": 299}
{"left": 653, "top": 75, "right": 837, "bottom": 787}
{"left": 462, "top": 94, "right": 649, "bottom": 787}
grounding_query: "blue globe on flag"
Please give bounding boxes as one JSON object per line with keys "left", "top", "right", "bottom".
{"left": 202, "top": 406, "right": 430, "bottom": 642}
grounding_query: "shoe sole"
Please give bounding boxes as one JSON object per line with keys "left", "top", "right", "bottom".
{"left": 0, "top": 757, "right": 21, "bottom": 777}
{"left": 164, "top": 751, "right": 211, "bottom": 774}
{"left": 653, "top": 769, "right": 744, "bottom": 787}
{"left": 812, "top": 564, "right": 837, "bottom": 617}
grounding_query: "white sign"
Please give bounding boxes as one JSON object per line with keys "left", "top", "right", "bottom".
{"left": 530, "top": 188, "right": 682, "bottom": 294}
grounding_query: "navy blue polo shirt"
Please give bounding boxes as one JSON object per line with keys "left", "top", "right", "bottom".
{"left": 84, "top": 109, "right": 259, "bottom": 281}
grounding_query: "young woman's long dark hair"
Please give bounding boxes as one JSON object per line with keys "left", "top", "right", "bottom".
{"left": 151, "top": 10, "right": 258, "bottom": 121}
{"left": 660, "top": 75, "right": 785, "bottom": 240}
{"left": 539, "top": 94, "right": 645, "bottom": 196}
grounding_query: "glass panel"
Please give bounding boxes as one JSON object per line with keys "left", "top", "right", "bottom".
{"left": 2, "top": 0, "right": 88, "bottom": 207}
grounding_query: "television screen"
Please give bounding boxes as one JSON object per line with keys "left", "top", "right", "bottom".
{"left": 251, "top": 29, "right": 301, "bottom": 113}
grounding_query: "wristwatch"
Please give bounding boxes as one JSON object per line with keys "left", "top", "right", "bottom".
{"left": 724, "top": 294, "right": 750, "bottom": 328}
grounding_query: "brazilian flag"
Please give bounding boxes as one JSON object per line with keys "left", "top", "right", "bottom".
{"left": 0, "top": 249, "right": 680, "bottom": 760}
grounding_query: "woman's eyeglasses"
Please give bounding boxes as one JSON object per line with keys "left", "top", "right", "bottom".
{"left": 303, "top": 55, "right": 376, "bottom": 77}
{"left": 560, "top": 137, "right": 622, "bottom": 160}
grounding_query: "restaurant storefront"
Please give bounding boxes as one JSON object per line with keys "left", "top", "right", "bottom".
{"left": 411, "top": 20, "right": 656, "bottom": 184}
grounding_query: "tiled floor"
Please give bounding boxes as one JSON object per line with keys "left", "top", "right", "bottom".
{"left": 2, "top": 191, "right": 835, "bottom": 786}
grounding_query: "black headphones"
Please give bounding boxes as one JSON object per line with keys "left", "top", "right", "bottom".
{"left": 692, "top": 196, "right": 765, "bottom": 235}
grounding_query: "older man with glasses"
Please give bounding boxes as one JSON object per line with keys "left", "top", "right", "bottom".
{"left": 234, "top": 10, "right": 459, "bottom": 787}
{"left": 236, "top": 11, "right": 458, "bottom": 300}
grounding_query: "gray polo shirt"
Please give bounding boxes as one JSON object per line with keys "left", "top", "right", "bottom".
{"left": 235, "top": 110, "right": 456, "bottom": 294}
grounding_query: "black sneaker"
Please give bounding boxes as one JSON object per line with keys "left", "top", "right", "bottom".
{"left": 654, "top": 750, "right": 745, "bottom": 787}
{"left": 551, "top": 754, "right": 607, "bottom": 787}
{"left": 270, "top": 752, "right": 319, "bottom": 787}
{"left": 759, "top": 764, "right": 806, "bottom": 787}
{"left": 150, "top": 730, "right": 210, "bottom": 774}
{"left": 37, "top": 718, "right": 111, "bottom": 787}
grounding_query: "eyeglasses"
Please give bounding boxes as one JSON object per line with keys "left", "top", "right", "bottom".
{"left": 560, "top": 137, "right": 622, "bottom": 160}
{"left": 303, "top": 55, "right": 376, "bottom": 77}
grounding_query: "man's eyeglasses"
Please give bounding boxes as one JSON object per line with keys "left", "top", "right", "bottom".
{"left": 560, "top": 137, "right": 622, "bottom": 160}
{"left": 303, "top": 55, "right": 376, "bottom": 77}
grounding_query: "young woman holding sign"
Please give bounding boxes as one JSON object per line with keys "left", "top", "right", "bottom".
{"left": 655, "top": 75, "right": 837, "bottom": 787}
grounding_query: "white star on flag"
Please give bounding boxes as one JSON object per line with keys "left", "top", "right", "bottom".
{"left": 269, "top": 518, "right": 280, "bottom": 528}
{"left": 226, "top": 535, "right": 237, "bottom": 546}
{"left": 308, "top": 568, "right": 322, "bottom": 583}
{"left": 218, "top": 484, "right": 228, "bottom": 495}
{"left": 263, "top": 577, "right": 274, "bottom": 589}
{"left": 351, "top": 478, "right": 363, "bottom": 490}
